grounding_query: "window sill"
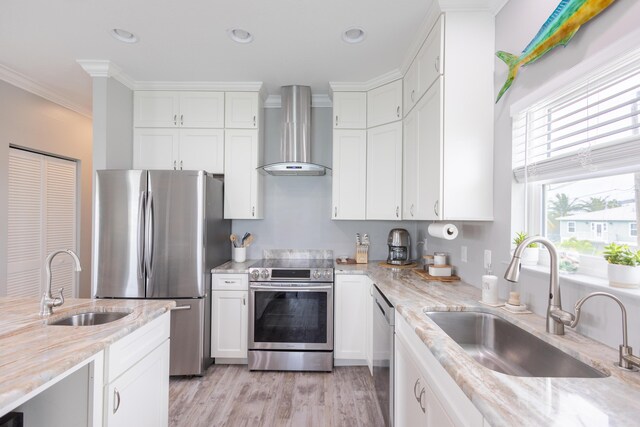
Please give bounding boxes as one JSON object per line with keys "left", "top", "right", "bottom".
{"left": 520, "top": 264, "right": 640, "bottom": 301}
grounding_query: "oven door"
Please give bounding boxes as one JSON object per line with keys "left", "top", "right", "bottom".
{"left": 249, "top": 282, "right": 334, "bottom": 351}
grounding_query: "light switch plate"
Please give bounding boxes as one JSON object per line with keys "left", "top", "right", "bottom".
{"left": 461, "top": 246, "right": 468, "bottom": 263}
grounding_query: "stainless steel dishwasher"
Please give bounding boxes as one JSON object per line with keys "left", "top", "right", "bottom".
{"left": 373, "top": 284, "right": 394, "bottom": 426}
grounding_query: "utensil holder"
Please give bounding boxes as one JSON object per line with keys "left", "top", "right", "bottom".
{"left": 233, "top": 247, "right": 246, "bottom": 263}
{"left": 356, "top": 244, "right": 369, "bottom": 264}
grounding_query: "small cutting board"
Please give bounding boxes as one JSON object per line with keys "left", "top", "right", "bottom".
{"left": 413, "top": 269, "right": 461, "bottom": 282}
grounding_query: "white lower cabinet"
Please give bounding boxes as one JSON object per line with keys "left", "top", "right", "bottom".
{"left": 211, "top": 273, "right": 249, "bottom": 360}
{"left": 105, "top": 312, "right": 170, "bottom": 427}
{"left": 334, "top": 275, "right": 369, "bottom": 363}
{"left": 395, "top": 313, "right": 484, "bottom": 427}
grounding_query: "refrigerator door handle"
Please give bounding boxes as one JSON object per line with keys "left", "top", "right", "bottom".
{"left": 145, "top": 191, "right": 154, "bottom": 276}
{"left": 171, "top": 305, "right": 192, "bottom": 311}
{"left": 137, "top": 191, "right": 146, "bottom": 279}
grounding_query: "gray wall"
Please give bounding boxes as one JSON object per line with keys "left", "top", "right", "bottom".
{"left": 0, "top": 81, "right": 93, "bottom": 296}
{"left": 419, "top": 0, "right": 640, "bottom": 349}
{"left": 233, "top": 107, "right": 418, "bottom": 260}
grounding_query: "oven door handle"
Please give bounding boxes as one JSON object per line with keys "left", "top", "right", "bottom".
{"left": 250, "top": 284, "right": 333, "bottom": 291}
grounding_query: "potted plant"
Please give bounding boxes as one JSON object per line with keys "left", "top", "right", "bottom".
{"left": 513, "top": 232, "right": 539, "bottom": 266}
{"left": 603, "top": 243, "right": 640, "bottom": 288}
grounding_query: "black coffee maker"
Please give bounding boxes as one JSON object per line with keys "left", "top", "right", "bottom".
{"left": 387, "top": 228, "right": 411, "bottom": 265}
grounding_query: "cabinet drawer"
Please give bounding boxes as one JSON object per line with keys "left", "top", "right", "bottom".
{"left": 212, "top": 274, "right": 248, "bottom": 291}
{"left": 107, "top": 312, "right": 170, "bottom": 383}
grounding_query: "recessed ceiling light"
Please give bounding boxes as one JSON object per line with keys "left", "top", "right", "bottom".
{"left": 110, "top": 28, "right": 138, "bottom": 44}
{"left": 342, "top": 27, "right": 366, "bottom": 44}
{"left": 227, "top": 28, "right": 254, "bottom": 44}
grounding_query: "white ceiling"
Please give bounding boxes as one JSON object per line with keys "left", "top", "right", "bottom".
{"left": 0, "top": 0, "right": 436, "bottom": 115}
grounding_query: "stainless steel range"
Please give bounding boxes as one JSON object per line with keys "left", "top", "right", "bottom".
{"left": 248, "top": 259, "right": 334, "bottom": 372}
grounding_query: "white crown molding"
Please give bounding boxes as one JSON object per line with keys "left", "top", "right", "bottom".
{"left": 438, "top": 0, "right": 507, "bottom": 13}
{"left": 0, "top": 63, "right": 91, "bottom": 117}
{"left": 134, "top": 80, "right": 264, "bottom": 92}
{"left": 330, "top": 69, "right": 403, "bottom": 93}
{"left": 77, "top": 60, "right": 135, "bottom": 89}
{"left": 264, "top": 93, "right": 332, "bottom": 109}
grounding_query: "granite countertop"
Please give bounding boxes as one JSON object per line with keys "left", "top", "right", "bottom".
{"left": 337, "top": 262, "right": 640, "bottom": 426}
{"left": 211, "top": 260, "right": 259, "bottom": 274}
{"left": 0, "top": 298, "right": 173, "bottom": 415}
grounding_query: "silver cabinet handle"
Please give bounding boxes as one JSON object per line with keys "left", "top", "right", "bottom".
{"left": 180, "top": 160, "right": 183, "bottom": 170}
{"left": 180, "top": 114, "right": 184, "bottom": 126}
{"left": 173, "top": 160, "right": 177, "bottom": 170}
{"left": 396, "top": 206, "right": 399, "bottom": 218}
{"left": 334, "top": 207, "right": 338, "bottom": 218}
{"left": 173, "top": 114, "right": 177, "bottom": 126}
{"left": 113, "top": 388, "right": 121, "bottom": 414}
{"left": 435, "top": 55, "right": 440, "bottom": 73}
{"left": 252, "top": 206, "right": 255, "bottom": 217}
{"left": 410, "top": 204, "right": 415, "bottom": 217}
{"left": 434, "top": 200, "right": 439, "bottom": 217}
{"left": 369, "top": 284, "right": 373, "bottom": 296}
{"left": 335, "top": 115, "right": 339, "bottom": 126}
{"left": 224, "top": 280, "right": 236, "bottom": 284}
{"left": 413, "top": 378, "right": 421, "bottom": 401}
{"left": 411, "top": 89, "right": 415, "bottom": 102}
{"left": 396, "top": 106, "right": 400, "bottom": 118}
{"left": 419, "top": 388, "right": 426, "bottom": 413}
{"left": 253, "top": 115, "right": 256, "bottom": 127}
{"left": 242, "top": 296, "right": 246, "bottom": 305}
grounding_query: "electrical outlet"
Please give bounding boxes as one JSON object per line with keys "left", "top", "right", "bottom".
{"left": 484, "top": 250, "right": 492, "bottom": 270}
{"left": 461, "top": 246, "right": 468, "bottom": 263}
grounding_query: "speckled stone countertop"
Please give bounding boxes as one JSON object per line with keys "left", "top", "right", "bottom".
{"left": 0, "top": 298, "right": 173, "bottom": 415}
{"left": 211, "top": 260, "right": 259, "bottom": 274}
{"left": 337, "top": 262, "right": 640, "bottom": 426}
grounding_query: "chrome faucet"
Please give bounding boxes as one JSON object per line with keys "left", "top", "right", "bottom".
{"left": 554, "top": 291, "right": 640, "bottom": 371}
{"left": 504, "top": 236, "right": 573, "bottom": 335}
{"left": 40, "top": 249, "right": 82, "bottom": 316}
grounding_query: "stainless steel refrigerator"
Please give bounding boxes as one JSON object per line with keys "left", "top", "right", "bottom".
{"left": 92, "top": 170, "right": 230, "bottom": 376}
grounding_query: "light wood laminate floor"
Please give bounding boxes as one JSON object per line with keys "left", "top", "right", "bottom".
{"left": 169, "top": 365, "right": 384, "bottom": 427}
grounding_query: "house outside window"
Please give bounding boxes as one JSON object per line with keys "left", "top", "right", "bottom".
{"left": 631, "top": 222, "right": 638, "bottom": 237}
{"left": 567, "top": 221, "right": 576, "bottom": 233}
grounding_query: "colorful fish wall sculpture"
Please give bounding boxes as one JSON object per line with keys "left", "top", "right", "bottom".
{"left": 495, "top": 0, "right": 617, "bottom": 102}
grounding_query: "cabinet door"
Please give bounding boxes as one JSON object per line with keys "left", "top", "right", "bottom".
{"left": 106, "top": 340, "right": 169, "bottom": 427}
{"left": 419, "top": 78, "right": 444, "bottom": 220}
{"left": 332, "top": 130, "right": 366, "bottom": 220}
{"left": 417, "top": 15, "right": 444, "bottom": 100}
{"left": 395, "top": 337, "right": 428, "bottom": 427}
{"left": 333, "top": 92, "right": 367, "bottom": 129}
{"left": 224, "top": 129, "right": 262, "bottom": 219}
{"left": 404, "top": 61, "right": 420, "bottom": 115}
{"left": 366, "top": 122, "right": 403, "bottom": 220}
{"left": 178, "top": 129, "right": 224, "bottom": 173}
{"left": 179, "top": 92, "right": 224, "bottom": 128}
{"left": 225, "top": 92, "right": 259, "bottom": 129}
{"left": 211, "top": 290, "right": 248, "bottom": 358}
{"left": 402, "top": 108, "right": 418, "bottom": 219}
{"left": 334, "top": 276, "right": 368, "bottom": 361}
{"left": 134, "top": 92, "right": 180, "bottom": 128}
{"left": 133, "top": 129, "right": 179, "bottom": 170}
{"left": 367, "top": 80, "right": 402, "bottom": 128}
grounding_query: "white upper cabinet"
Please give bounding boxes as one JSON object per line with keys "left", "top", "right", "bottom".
{"left": 134, "top": 91, "right": 224, "bottom": 128}
{"left": 367, "top": 121, "right": 403, "bottom": 220}
{"left": 179, "top": 129, "right": 224, "bottom": 173}
{"left": 404, "top": 15, "right": 444, "bottom": 116}
{"left": 225, "top": 92, "right": 259, "bottom": 129}
{"left": 417, "top": 79, "right": 443, "bottom": 220}
{"left": 133, "top": 129, "right": 179, "bottom": 170}
{"left": 332, "top": 130, "right": 367, "bottom": 220}
{"left": 367, "top": 80, "right": 402, "bottom": 128}
{"left": 224, "top": 129, "right": 263, "bottom": 219}
{"left": 333, "top": 92, "right": 367, "bottom": 129}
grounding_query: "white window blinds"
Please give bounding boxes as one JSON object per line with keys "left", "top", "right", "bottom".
{"left": 513, "top": 49, "right": 640, "bottom": 183}
{"left": 7, "top": 148, "right": 78, "bottom": 299}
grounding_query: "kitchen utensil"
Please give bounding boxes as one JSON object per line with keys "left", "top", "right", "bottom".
{"left": 241, "top": 232, "right": 250, "bottom": 246}
{"left": 356, "top": 233, "right": 361, "bottom": 245}
{"left": 243, "top": 235, "right": 254, "bottom": 247}
{"left": 230, "top": 234, "right": 238, "bottom": 247}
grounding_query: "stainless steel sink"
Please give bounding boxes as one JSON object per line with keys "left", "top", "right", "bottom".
{"left": 48, "top": 311, "right": 130, "bottom": 326}
{"left": 425, "top": 311, "right": 608, "bottom": 378}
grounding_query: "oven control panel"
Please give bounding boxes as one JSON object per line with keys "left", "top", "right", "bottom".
{"left": 249, "top": 267, "right": 334, "bottom": 282}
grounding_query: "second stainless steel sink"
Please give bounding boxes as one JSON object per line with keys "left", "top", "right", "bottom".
{"left": 48, "top": 311, "right": 130, "bottom": 326}
{"left": 425, "top": 311, "right": 608, "bottom": 378}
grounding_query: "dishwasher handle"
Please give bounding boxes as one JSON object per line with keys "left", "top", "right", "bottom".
{"left": 373, "top": 286, "right": 395, "bottom": 326}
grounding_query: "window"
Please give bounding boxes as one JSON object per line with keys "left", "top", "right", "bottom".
{"left": 513, "top": 48, "right": 640, "bottom": 278}
{"left": 7, "top": 148, "right": 78, "bottom": 298}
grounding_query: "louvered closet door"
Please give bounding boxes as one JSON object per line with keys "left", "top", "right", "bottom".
{"left": 7, "top": 149, "right": 77, "bottom": 299}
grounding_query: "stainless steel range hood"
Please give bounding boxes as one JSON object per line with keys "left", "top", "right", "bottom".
{"left": 260, "top": 85, "right": 330, "bottom": 176}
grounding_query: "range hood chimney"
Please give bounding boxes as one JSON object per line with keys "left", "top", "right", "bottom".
{"left": 260, "top": 85, "right": 330, "bottom": 176}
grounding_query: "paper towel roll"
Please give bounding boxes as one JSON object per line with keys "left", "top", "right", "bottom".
{"left": 428, "top": 223, "right": 459, "bottom": 240}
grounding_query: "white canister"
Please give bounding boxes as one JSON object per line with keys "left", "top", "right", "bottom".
{"left": 233, "top": 247, "right": 247, "bottom": 263}
{"left": 434, "top": 252, "right": 447, "bottom": 266}
{"left": 481, "top": 275, "right": 499, "bottom": 304}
